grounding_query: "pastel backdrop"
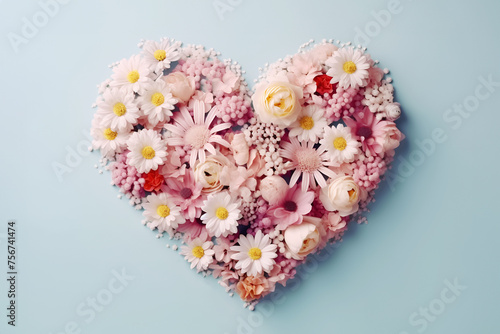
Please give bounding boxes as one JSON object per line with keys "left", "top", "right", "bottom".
{"left": 0, "top": 0, "right": 499, "bottom": 333}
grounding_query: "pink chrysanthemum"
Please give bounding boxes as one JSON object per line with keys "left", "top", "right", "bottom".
{"left": 164, "top": 171, "right": 204, "bottom": 221}
{"left": 165, "top": 101, "right": 231, "bottom": 167}
{"left": 268, "top": 186, "right": 314, "bottom": 230}
{"left": 344, "top": 108, "right": 387, "bottom": 156}
{"left": 279, "top": 137, "right": 336, "bottom": 191}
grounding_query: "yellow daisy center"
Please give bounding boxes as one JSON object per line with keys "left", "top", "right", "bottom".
{"left": 154, "top": 49, "right": 167, "bottom": 61}
{"left": 151, "top": 92, "right": 165, "bottom": 106}
{"left": 299, "top": 116, "right": 314, "bottom": 130}
{"left": 216, "top": 207, "right": 229, "bottom": 220}
{"left": 192, "top": 246, "right": 205, "bottom": 258}
{"left": 141, "top": 146, "right": 156, "bottom": 159}
{"left": 156, "top": 205, "right": 170, "bottom": 217}
{"left": 333, "top": 137, "right": 347, "bottom": 151}
{"left": 127, "top": 70, "right": 140, "bottom": 83}
{"left": 103, "top": 128, "right": 117, "bottom": 140}
{"left": 113, "top": 102, "right": 127, "bottom": 116}
{"left": 248, "top": 247, "right": 262, "bottom": 260}
{"left": 343, "top": 61, "right": 357, "bottom": 74}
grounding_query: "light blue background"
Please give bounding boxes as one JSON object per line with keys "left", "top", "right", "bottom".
{"left": 1, "top": 0, "right": 499, "bottom": 333}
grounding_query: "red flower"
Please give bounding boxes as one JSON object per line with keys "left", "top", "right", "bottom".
{"left": 314, "top": 74, "right": 335, "bottom": 95}
{"left": 142, "top": 169, "right": 164, "bottom": 192}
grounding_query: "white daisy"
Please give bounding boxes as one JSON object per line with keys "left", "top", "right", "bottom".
{"left": 201, "top": 192, "right": 241, "bottom": 237}
{"left": 326, "top": 47, "right": 370, "bottom": 89}
{"left": 126, "top": 129, "right": 167, "bottom": 173}
{"left": 143, "top": 192, "right": 185, "bottom": 232}
{"left": 91, "top": 116, "right": 130, "bottom": 158}
{"left": 230, "top": 230, "right": 278, "bottom": 277}
{"left": 97, "top": 87, "right": 139, "bottom": 131}
{"left": 180, "top": 238, "right": 215, "bottom": 272}
{"left": 142, "top": 38, "right": 182, "bottom": 74}
{"left": 139, "top": 80, "right": 177, "bottom": 126}
{"left": 319, "top": 124, "right": 360, "bottom": 164}
{"left": 110, "top": 55, "right": 152, "bottom": 94}
{"left": 288, "top": 105, "right": 328, "bottom": 143}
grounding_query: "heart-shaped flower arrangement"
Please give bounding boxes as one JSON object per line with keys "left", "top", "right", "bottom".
{"left": 90, "top": 38, "right": 404, "bottom": 307}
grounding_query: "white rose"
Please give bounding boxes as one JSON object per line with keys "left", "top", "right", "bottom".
{"left": 259, "top": 175, "right": 288, "bottom": 206}
{"left": 385, "top": 103, "right": 401, "bottom": 121}
{"left": 194, "top": 155, "right": 228, "bottom": 194}
{"left": 320, "top": 175, "right": 360, "bottom": 217}
{"left": 284, "top": 217, "right": 321, "bottom": 260}
{"left": 163, "top": 72, "right": 195, "bottom": 103}
{"left": 252, "top": 81, "right": 303, "bottom": 127}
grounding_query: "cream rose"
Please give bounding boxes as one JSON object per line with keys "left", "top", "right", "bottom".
{"left": 252, "top": 81, "right": 303, "bottom": 127}
{"left": 163, "top": 72, "right": 195, "bottom": 103}
{"left": 194, "top": 155, "right": 228, "bottom": 194}
{"left": 320, "top": 175, "right": 360, "bottom": 216}
{"left": 284, "top": 216, "right": 321, "bottom": 260}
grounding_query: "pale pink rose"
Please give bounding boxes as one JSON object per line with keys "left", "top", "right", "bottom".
{"left": 163, "top": 72, "right": 195, "bottom": 102}
{"left": 379, "top": 121, "right": 404, "bottom": 152}
{"left": 259, "top": 175, "right": 288, "bottom": 205}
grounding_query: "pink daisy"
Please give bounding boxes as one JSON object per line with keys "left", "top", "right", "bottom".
{"left": 164, "top": 170, "right": 204, "bottom": 221}
{"left": 165, "top": 100, "right": 231, "bottom": 167}
{"left": 268, "top": 186, "right": 314, "bottom": 230}
{"left": 279, "top": 137, "right": 336, "bottom": 191}
{"left": 344, "top": 108, "right": 387, "bottom": 156}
